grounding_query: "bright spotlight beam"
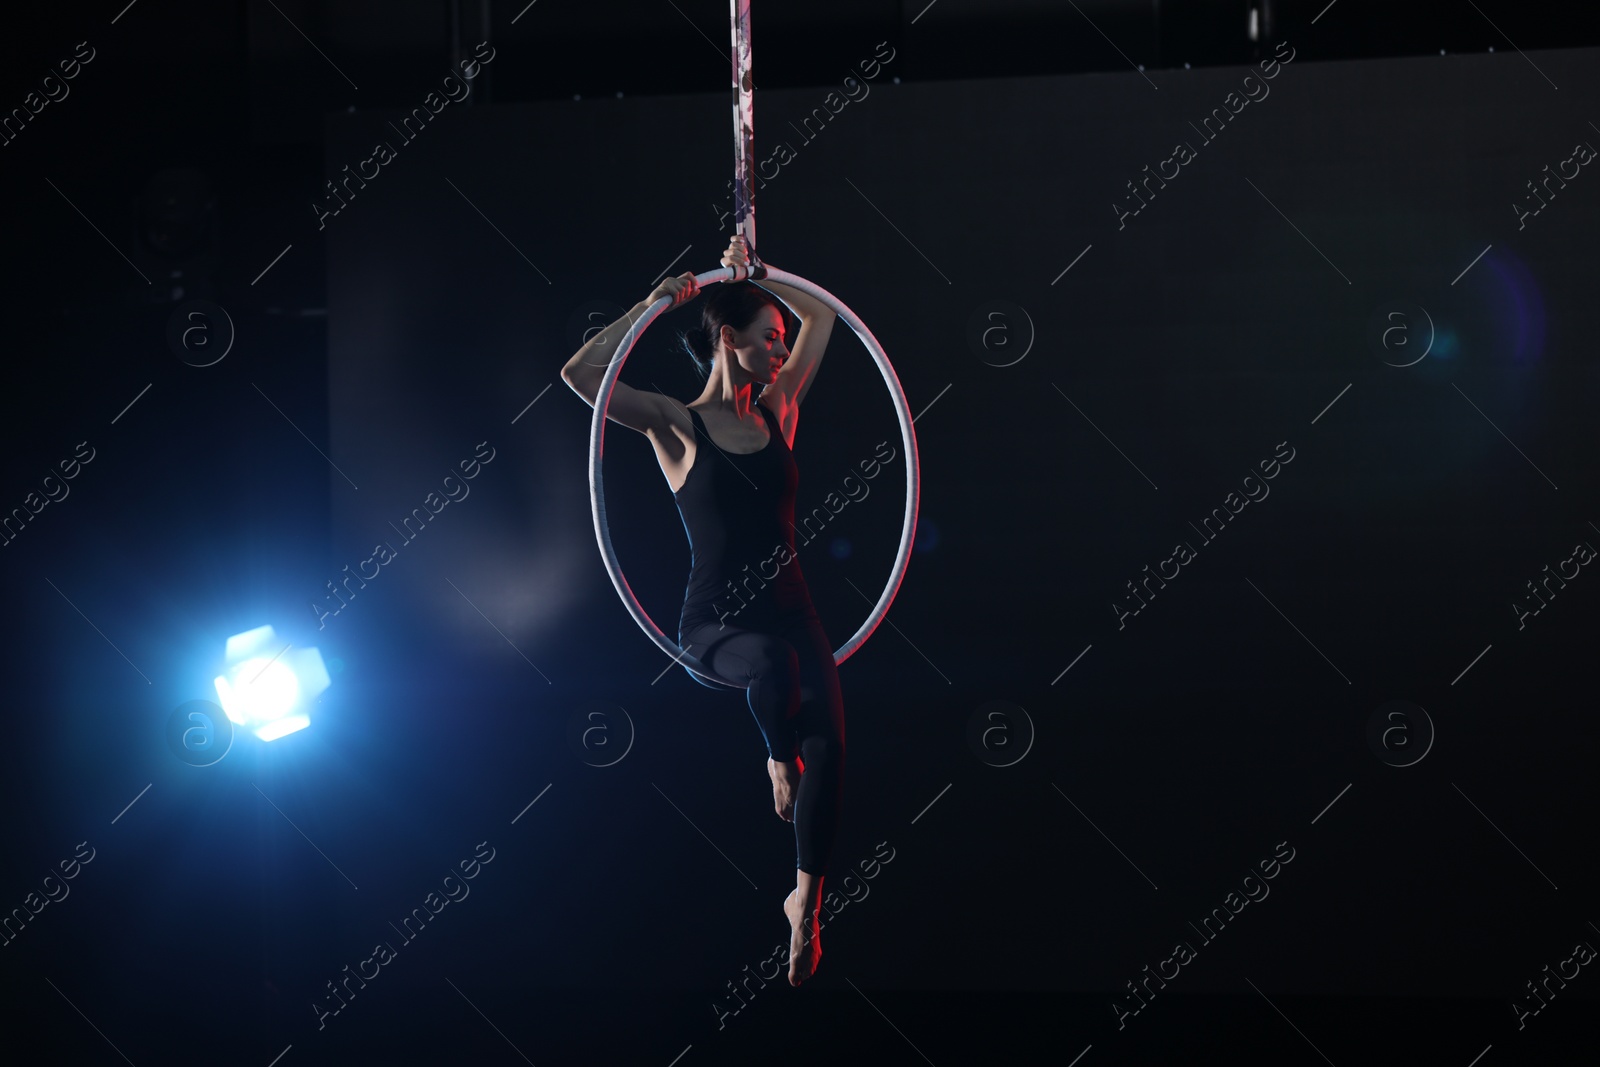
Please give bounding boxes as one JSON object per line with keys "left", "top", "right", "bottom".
{"left": 214, "top": 625, "right": 330, "bottom": 742}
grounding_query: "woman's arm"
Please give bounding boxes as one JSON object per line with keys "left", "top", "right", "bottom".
{"left": 730, "top": 245, "right": 836, "bottom": 409}
{"left": 753, "top": 277, "right": 830, "bottom": 322}
{"left": 560, "top": 289, "right": 686, "bottom": 438}
{"left": 760, "top": 277, "right": 835, "bottom": 408}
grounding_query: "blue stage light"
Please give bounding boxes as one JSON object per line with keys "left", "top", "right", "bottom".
{"left": 213, "top": 625, "right": 330, "bottom": 741}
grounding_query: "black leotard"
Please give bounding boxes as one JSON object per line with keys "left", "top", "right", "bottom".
{"left": 673, "top": 397, "right": 812, "bottom": 633}
{"left": 672, "top": 396, "right": 846, "bottom": 877}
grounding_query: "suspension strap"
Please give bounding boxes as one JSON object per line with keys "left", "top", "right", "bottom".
{"left": 728, "top": 0, "right": 767, "bottom": 281}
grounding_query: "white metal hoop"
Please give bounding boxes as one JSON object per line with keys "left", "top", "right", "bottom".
{"left": 587, "top": 266, "right": 919, "bottom": 688}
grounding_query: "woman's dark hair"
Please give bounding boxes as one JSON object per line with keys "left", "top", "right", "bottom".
{"left": 675, "top": 281, "right": 792, "bottom": 381}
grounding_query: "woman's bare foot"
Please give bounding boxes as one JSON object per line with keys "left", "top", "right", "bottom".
{"left": 767, "top": 757, "right": 803, "bottom": 821}
{"left": 784, "top": 888, "right": 821, "bottom": 985}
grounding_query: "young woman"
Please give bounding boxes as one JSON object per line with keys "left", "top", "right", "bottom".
{"left": 560, "top": 235, "right": 843, "bottom": 986}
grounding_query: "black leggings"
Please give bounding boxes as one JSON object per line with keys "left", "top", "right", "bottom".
{"left": 680, "top": 612, "right": 845, "bottom": 877}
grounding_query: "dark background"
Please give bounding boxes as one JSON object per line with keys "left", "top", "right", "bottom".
{"left": 1, "top": 2, "right": 1597, "bottom": 1065}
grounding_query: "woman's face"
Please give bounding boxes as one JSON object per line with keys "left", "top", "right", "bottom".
{"left": 720, "top": 304, "right": 788, "bottom": 385}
